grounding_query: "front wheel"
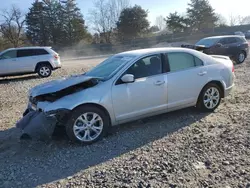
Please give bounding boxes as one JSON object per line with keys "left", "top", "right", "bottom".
{"left": 65, "top": 105, "right": 110, "bottom": 144}
{"left": 196, "top": 83, "right": 222, "bottom": 112}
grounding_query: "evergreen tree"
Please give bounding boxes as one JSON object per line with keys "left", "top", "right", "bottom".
{"left": 61, "top": 0, "right": 90, "bottom": 45}
{"left": 26, "top": 1, "right": 50, "bottom": 45}
{"left": 187, "top": 0, "right": 218, "bottom": 31}
{"left": 116, "top": 5, "right": 149, "bottom": 40}
{"left": 26, "top": 0, "right": 90, "bottom": 46}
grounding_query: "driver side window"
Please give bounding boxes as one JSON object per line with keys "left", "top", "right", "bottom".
{"left": 125, "top": 54, "right": 162, "bottom": 80}
{"left": 0, "top": 50, "right": 17, "bottom": 60}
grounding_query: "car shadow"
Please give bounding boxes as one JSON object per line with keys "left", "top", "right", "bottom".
{"left": 0, "top": 107, "right": 209, "bottom": 188}
{"left": 0, "top": 74, "right": 40, "bottom": 84}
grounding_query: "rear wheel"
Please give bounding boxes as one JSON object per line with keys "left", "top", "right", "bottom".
{"left": 37, "top": 64, "right": 52, "bottom": 78}
{"left": 236, "top": 51, "right": 246, "bottom": 64}
{"left": 65, "top": 105, "right": 110, "bottom": 144}
{"left": 196, "top": 83, "right": 222, "bottom": 112}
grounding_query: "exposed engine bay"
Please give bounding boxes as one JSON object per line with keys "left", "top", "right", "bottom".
{"left": 181, "top": 44, "right": 210, "bottom": 52}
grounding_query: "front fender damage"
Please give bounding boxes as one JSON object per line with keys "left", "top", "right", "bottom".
{"left": 16, "top": 109, "right": 70, "bottom": 140}
{"left": 16, "top": 77, "right": 100, "bottom": 141}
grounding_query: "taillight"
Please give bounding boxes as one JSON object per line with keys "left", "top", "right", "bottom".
{"left": 54, "top": 54, "right": 59, "bottom": 59}
{"left": 232, "top": 64, "right": 234, "bottom": 72}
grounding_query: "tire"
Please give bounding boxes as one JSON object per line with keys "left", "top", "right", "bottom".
{"left": 196, "top": 83, "right": 222, "bottom": 112}
{"left": 236, "top": 51, "right": 246, "bottom": 64}
{"left": 65, "top": 105, "right": 110, "bottom": 144}
{"left": 37, "top": 64, "right": 52, "bottom": 78}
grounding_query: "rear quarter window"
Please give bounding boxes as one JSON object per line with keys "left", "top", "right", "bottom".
{"left": 34, "top": 49, "right": 49, "bottom": 55}
{"left": 195, "top": 57, "right": 203, "bottom": 66}
{"left": 236, "top": 37, "right": 247, "bottom": 43}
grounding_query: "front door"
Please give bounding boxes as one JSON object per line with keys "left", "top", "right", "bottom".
{"left": 165, "top": 52, "right": 208, "bottom": 109}
{"left": 111, "top": 54, "right": 168, "bottom": 122}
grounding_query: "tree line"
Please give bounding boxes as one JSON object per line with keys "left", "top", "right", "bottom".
{"left": 0, "top": 0, "right": 249, "bottom": 51}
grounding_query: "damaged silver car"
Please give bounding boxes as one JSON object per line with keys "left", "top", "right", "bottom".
{"left": 16, "top": 48, "right": 235, "bottom": 144}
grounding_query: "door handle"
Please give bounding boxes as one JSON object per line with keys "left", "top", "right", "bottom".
{"left": 154, "top": 80, "right": 165, "bottom": 85}
{"left": 198, "top": 71, "right": 207, "bottom": 76}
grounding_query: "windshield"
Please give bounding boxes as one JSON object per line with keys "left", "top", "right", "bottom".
{"left": 85, "top": 55, "right": 135, "bottom": 80}
{"left": 195, "top": 38, "right": 219, "bottom": 47}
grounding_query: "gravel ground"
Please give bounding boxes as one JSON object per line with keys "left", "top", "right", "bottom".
{"left": 0, "top": 56, "right": 250, "bottom": 188}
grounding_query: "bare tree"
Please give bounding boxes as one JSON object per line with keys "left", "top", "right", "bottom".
{"left": 237, "top": 15, "right": 245, "bottom": 25}
{"left": 241, "top": 16, "right": 250, "bottom": 25}
{"left": 155, "top": 15, "right": 166, "bottom": 31}
{"left": 216, "top": 13, "right": 227, "bottom": 26}
{"left": 229, "top": 13, "right": 239, "bottom": 26}
{"left": 0, "top": 5, "right": 25, "bottom": 47}
{"left": 108, "top": 0, "right": 130, "bottom": 26}
{"left": 88, "top": 0, "right": 129, "bottom": 43}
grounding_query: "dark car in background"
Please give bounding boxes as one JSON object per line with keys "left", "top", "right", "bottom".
{"left": 245, "top": 30, "right": 250, "bottom": 39}
{"left": 182, "top": 35, "right": 249, "bottom": 64}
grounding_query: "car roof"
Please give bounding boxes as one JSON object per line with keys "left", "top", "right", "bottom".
{"left": 202, "top": 35, "right": 241, "bottom": 40}
{"left": 203, "top": 35, "right": 245, "bottom": 39}
{"left": 12, "top": 46, "right": 51, "bottom": 50}
{"left": 117, "top": 47, "right": 198, "bottom": 56}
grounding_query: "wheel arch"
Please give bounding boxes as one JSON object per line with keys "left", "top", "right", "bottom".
{"left": 199, "top": 80, "right": 225, "bottom": 100}
{"left": 241, "top": 50, "right": 247, "bottom": 57}
{"left": 35, "top": 61, "right": 53, "bottom": 72}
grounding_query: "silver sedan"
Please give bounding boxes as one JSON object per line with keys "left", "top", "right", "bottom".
{"left": 17, "top": 48, "right": 235, "bottom": 144}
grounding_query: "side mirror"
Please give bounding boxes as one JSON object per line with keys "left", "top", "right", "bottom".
{"left": 121, "top": 74, "right": 134, "bottom": 83}
{"left": 215, "top": 43, "right": 222, "bottom": 47}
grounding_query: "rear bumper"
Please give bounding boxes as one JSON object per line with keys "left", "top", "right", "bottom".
{"left": 224, "top": 84, "right": 234, "bottom": 97}
{"left": 53, "top": 66, "right": 61, "bottom": 70}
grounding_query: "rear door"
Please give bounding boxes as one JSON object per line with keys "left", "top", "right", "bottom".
{"left": 16, "top": 49, "right": 37, "bottom": 72}
{"left": 225, "top": 37, "right": 240, "bottom": 57}
{"left": 165, "top": 52, "right": 208, "bottom": 109}
{"left": 0, "top": 50, "right": 18, "bottom": 74}
{"left": 216, "top": 38, "right": 230, "bottom": 56}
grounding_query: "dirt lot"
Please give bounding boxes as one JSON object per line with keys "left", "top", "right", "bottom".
{"left": 0, "top": 56, "right": 250, "bottom": 188}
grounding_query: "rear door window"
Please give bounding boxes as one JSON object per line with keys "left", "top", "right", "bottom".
{"left": 17, "top": 49, "right": 35, "bottom": 58}
{"left": 166, "top": 52, "right": 202, "bottom": 72}
{"left": 227, "top": 37, "right": 237, "bottom": 44}
{"left": 0, "top": 50, "right": 17, "bottom": 59}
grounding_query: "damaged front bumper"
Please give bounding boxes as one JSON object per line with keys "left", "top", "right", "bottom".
{"left": 16, "top": 107, "right": 70, "bottom": 140}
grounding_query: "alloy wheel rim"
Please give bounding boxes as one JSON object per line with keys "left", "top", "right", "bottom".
{"left": 203, "top": 87, "right": 220, "bottom": 109}
{"left": 39, "top": 66, "right": 50, "bottom": 76}
{"left": 239, "top": 53, "right": 245, "bottom": 63}
{"left": 73, "top": 112, "right": 103, "bottom": 142}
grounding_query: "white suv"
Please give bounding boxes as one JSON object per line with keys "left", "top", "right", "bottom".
{"left": 0, "top": 47, "right": 62, "bottom": 78}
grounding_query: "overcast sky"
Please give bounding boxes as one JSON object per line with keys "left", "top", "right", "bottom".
{"left": 1, "top": 0, "right": 250, "bottom": 26}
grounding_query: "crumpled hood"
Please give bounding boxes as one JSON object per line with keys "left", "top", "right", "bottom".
{"left": 181, "top": 44, "right": 210, "bottom": 51}
{"left": 30, "top": 74, "right": 97, "bottom": 97}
